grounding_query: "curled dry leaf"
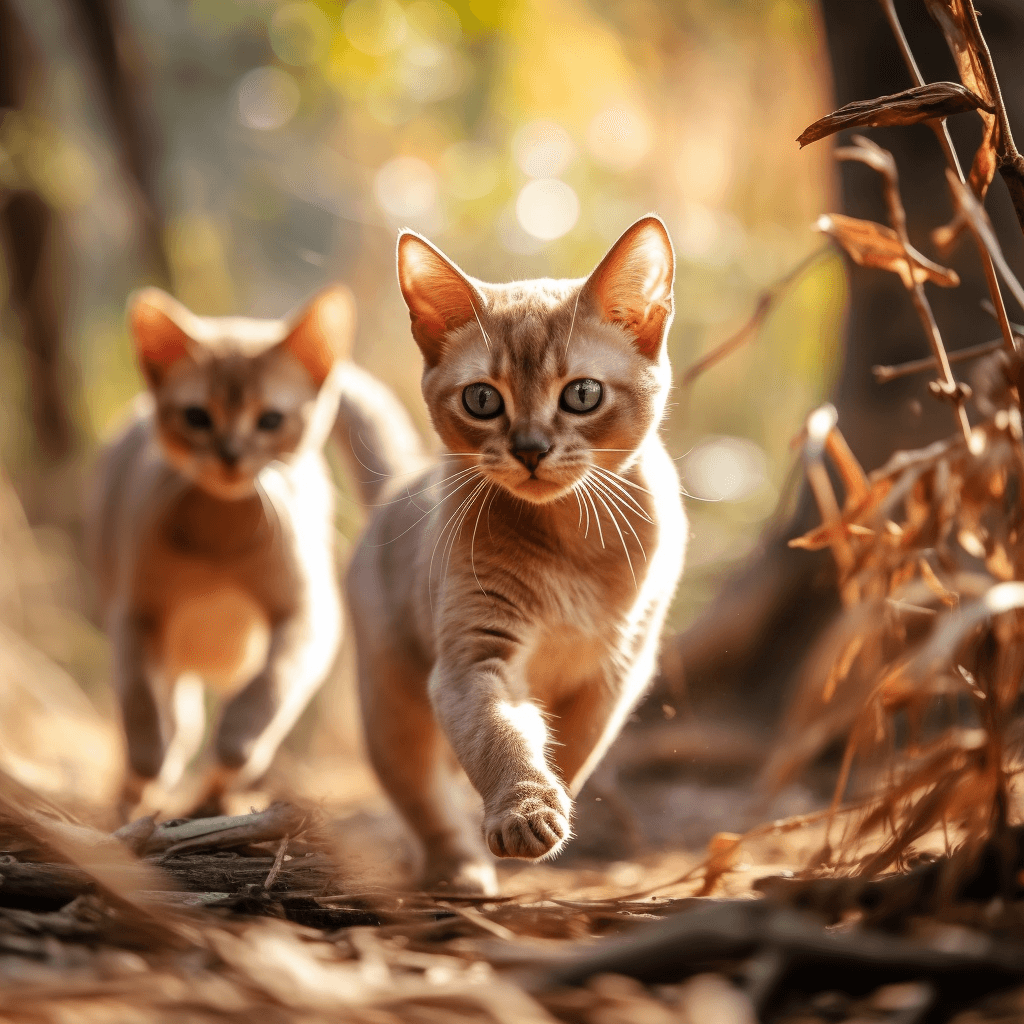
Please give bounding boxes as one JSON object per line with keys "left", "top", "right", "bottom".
{"left": 816, "top": 214, "right": 960, "bottom": 289}
{"left": 798, "top": 81, "right": 993, "bottom": 148}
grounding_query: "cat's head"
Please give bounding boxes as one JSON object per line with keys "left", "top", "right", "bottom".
{"left": 128, "top": 286, "right": 355, "bottom": 500}
{"left": 396, "top": 216, "right": 674, "bottom": 505}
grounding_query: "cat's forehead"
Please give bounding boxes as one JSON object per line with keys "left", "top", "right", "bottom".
{"left": 162, "top": 350, "right": 315, "bottom": 411}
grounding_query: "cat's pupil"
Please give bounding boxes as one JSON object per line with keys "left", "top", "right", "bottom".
{"left": 258, "top": 410, "right": 284, "bottom": 431}
{"left": 561, "top": 378, "right": 602, "bottom": 413}
{"left": 184, "top": 405, "right": 213, "bottom": 429}
{"left": 462, "top": 383, "right": 503, "bottom": 419}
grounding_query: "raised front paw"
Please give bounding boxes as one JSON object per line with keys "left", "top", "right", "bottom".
{"left": 484, "top": 779, "right": 572, "bottom": 860}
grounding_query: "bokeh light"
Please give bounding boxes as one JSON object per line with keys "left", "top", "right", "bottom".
{"left": 515, "top": 178, "right": 579, "bottom": 240}
{"left": 683, "top": 436, "right": 769, "bottom": 502}
{"left": 513, "top": 120, "right": 575, "bottom": 179}
{"left": 586, "top": 102, "right": 652, "bottom": 171}
{"left": 236, "top": 67, "right": 301, "bottom": 131}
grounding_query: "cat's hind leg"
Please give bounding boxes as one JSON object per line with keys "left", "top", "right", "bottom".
{"left": 358, "top": 643, "right": 497, "bottom": 895}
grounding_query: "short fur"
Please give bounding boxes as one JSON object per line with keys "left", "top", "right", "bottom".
{"left": 339, "top": 217, "right": 687, "bottom": 893}
{"left": 89, "top": 286, "right": 353, "bottom": 814}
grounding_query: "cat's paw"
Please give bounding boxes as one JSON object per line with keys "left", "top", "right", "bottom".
{"left": 484, "top": 779, "right": 572, "bottom": 860}
{"left": 421, "top": 855, "right": 498, "bottom": 896}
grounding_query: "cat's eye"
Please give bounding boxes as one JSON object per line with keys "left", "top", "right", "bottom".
{"left": 462, "top": 383, "right": 504, "bottom": 419}
{"left": 257, "top": 410, "right": 284, "bottom": 431}
{"left": 183, "top": 405, "right": 213, "bottom": 429}
{"left": 560, "top": 379, "right": 603, "bottom": 413}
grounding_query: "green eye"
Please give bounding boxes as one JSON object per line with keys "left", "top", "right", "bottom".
{"left": 561, "top": 379, "right": 602, "bottom": 413}
{"left": 258, "top": 410, "right": 284, "bottom": 431}
{"left": 184, "top": 405, "right": 213, "bottom": 429}
{"left": 462, "top": 383, "right": 504, "bottom": 419}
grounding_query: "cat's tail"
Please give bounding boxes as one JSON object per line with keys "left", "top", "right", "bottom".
{"left": 331, "top": 363, "right": 429, "bottom": 506}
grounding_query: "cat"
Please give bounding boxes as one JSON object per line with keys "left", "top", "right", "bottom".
{"left": 88, "top": 285, "right": 353, "bottom": 816}
{"left": 336, "top": 216, "right": 687, "bottom": 893}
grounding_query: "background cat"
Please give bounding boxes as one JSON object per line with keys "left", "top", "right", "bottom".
{"left": 88, "top": 286, "right": 353, "bottom": 816}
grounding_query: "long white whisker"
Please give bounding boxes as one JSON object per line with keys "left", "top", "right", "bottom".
{"left": 573, "top": 485, "right": 584, "bottom": 531}
{"left": 580, "top": 478, "right": 605, "bottom": 549}
{"left": 429, "top": 477, "right": 487, "bottom": 607}
{"left": 440, "top": 478, "right": 488, "bottom": 595}
{"left": 470, "top": 483, "right": 495, "bottom": 596}
{"left": 563, "top": 289, "right": 582, "bottom": 359}
{"left": 590, "top": 477, "right": 648, "bottom": 564}
{"left": 590, "top": 483, "right": 637, "bottom": 589}
{"left": 372, "top": 471, "right": 481, "bottom": 548}
{"left": 591, "top": 466, "right": 654, "bottom": 520}
{"left": 469, "top": 296, "right": 491, "bottom": 352}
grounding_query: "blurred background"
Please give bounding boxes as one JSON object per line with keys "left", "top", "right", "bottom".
{"left": 0, "top": 0, "right": 908, "bottom": 872}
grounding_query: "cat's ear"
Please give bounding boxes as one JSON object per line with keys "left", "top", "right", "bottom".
{"left": 280, "top": 285, "right": 356, "bottom": 387}
{"left": 128, "top": 288, "right": 197, "bottom": 388}
{"left": 583, "top": 216, "right": 674, "bottom": 360}
{"left": 397, "top": 232, "right": 483, "bottom": 367}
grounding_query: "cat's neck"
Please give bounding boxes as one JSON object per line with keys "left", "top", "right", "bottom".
{"left": 161, "top": 482, "right": 272, "bottom": 559}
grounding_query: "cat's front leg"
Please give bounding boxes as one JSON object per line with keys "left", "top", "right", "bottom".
{"left": 200, "top": 598, "right": 340, "bottom": 812}
{"left": 429, "top": 648, "right": 572, "bottom": 861}
{"left": 110, "top": 610, "right": 167, "bottom": 815}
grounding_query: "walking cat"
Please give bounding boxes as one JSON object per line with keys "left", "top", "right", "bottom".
{"left": 338, "top": 216, "right": 687, "bottom": 893}
{"left": 89, "top": 286, "right": 353, "bottom": 815}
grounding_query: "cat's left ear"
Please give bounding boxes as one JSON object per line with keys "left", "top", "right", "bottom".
{"left": 396, "top": 232, "right": 484, "bottom": 367}
{"left": 281, "top": 285, "right": 356, "bottom": 387}
{"left": 583, "top": 216, "right": 674, "bottom": 360}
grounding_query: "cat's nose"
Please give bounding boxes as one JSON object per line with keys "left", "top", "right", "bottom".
{"left": 217, "top": 440, "right": 242, "bottom": 468}
{"left": 510, "top": 428, "right": 551, "bottom": 472}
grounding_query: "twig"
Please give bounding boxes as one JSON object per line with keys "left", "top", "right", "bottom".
{"left": 679, "top": 245, "right": 831, "bottom": 388}
{"left": 882, "top": 0, "right": 1017, "bottom": 357}
{"left": 873, "top": 338, "right": 1003, "bottom": 382}
{"left": 838, "top": 136, "right": 972, "bottom": 445}
{"left": 263, "top": 836, "right": 290, "bottom": 891}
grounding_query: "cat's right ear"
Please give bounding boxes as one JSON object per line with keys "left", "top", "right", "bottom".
{"left": 128, "top": 288, "right": 196, "bottom": 388}
{"left": 396, "top": 232, "right": 483, "bottom": 367}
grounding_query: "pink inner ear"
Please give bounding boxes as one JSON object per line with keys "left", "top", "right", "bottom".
{"left": 398, "top": 234, "right": 479, "bottom": 366}
{"left": 586, "top": 218, "right": 675, "bottom": 360}
{"left": 283, "top": 286, "right": 356, "bottom": 387}
{"left": 130, "top": 294, "right": 193, "bottom": 385}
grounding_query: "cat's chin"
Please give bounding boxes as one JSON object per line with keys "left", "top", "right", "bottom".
{"left": 509, "top": 477, "right": 574, "bottom": 505}
{"left": 194, "top": 475, "right": 259, "bottom": 502}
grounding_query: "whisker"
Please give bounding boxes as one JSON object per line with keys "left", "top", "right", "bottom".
{"left": 590, "top": 483, "right": 637, "bottom": 589}
{"left": 590, "top": 476, "right": 648, "bottom": 564}
{"left": 429, "top": 476, "right": 487, "bottom": 607}
{"left": 440, "top": 478, "right": 488, "bottom": 597}
{"left": 469, "top": 296, "right": 491, "bottom": 352}
{"left": 591, "top": 466, "right": 654, "bottom": 520}
{"left": 370, "top": 471, "right": 481, "bottom": 547}
{"left": 562, "top": 288, "right": 582, "bottom": 359}
{"left": 580, "top": 478, "right": 605, "bottom": 549}
{"left": 470, "top": 482, "right": 495, "bottom": 597}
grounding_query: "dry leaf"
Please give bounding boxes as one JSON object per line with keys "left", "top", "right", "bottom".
{"left": 816, "top": 214, "right": 960, "bottom": 289}
{"left": 798, "top": 81, "right": 992, "bottom": 148}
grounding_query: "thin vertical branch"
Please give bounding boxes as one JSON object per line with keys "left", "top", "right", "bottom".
{"left": 879, "top": 0, "right": 1016, "bottom": 358}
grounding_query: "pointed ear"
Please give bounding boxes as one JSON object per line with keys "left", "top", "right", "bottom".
{"left": 128, "top": 288, "right": 196, "bottom": 387}
{"left": 280, "top": 285, "right": 356, "bottom": 387}
{"left": 583, "top": 216, "right": 675, "bottom": 360}
{"left": 397, "top": 232, "right": 482, "bottom": 367}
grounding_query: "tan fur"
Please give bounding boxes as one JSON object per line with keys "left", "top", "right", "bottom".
{"left": 88, "top": 286, "right": 354, "bottom": 815}
{"left": 341, "top": 218, "right": 687, "bottom": 893}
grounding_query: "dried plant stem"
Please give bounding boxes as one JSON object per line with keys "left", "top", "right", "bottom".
{"left": 873, "top": 338, "right": 1003, "bottom": 383}
{"left": 679, "top": 245, "right": 831, "bottom": 388}
{"left": 839, "top": 136, "right": 972, "bottom": 444}
{"left": 879, "top": 0, "right": 1017, "bottom": 358}
{"left": 959, "top": 0, "right": 1024, "bottom": 236}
